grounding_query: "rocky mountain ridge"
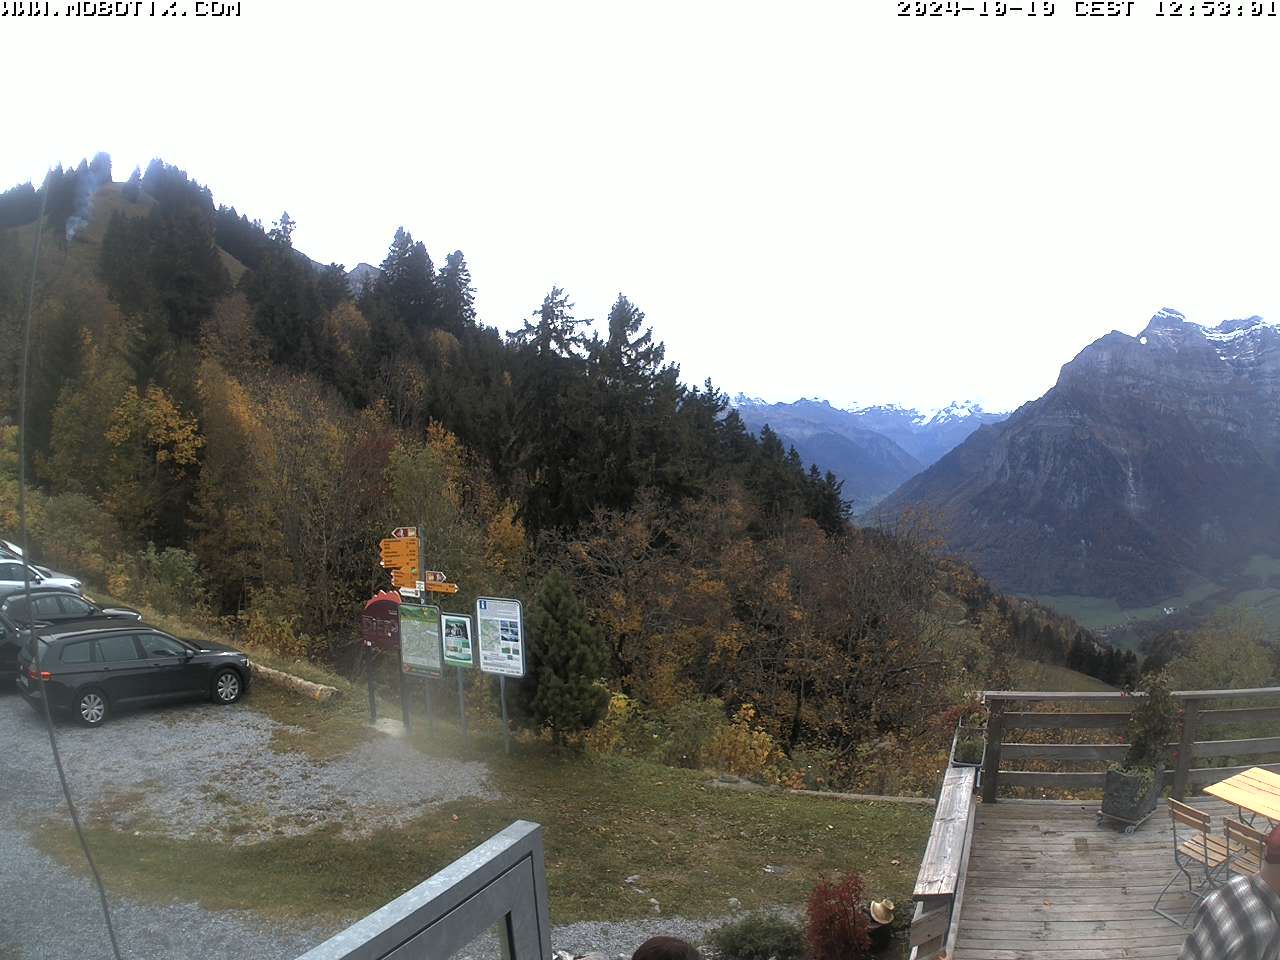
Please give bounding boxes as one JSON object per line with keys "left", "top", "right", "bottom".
{"left": 731, "top": 395, "right": 1006, "bottom": 511}
{"left": 877, "top": 308, "right": 1280, "bottom": 605}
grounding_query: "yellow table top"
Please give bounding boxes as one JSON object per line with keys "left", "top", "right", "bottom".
{"left": 1203, "top": 766, "right": 1280, "bottom": 823}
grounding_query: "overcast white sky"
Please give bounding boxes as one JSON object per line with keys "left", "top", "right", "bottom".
{"left": 7, "top": 0, "right": 1280, "bottom": 412}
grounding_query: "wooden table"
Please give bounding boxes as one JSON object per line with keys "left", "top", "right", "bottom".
{"left": 1203, "top": 766, "right": 1280, "bottom": 826}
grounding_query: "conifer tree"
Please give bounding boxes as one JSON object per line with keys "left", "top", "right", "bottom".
{"left": 438, "top": 250, "right": 476, "bottom": 332}
{"left": 510, "top": 286, "right": 588, "bottom": 359}
{"left": 377, "top": 227, "right": 437, "bottom": 328}
{"left": 522, "top": 570, "right": 609, "bottom": 744}
{"left": 122, "top": 166, "right": 142, "bottom": 202}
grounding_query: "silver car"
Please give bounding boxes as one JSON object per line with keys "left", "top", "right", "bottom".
{"left": 0, "top": 541, "right": 82, "bottom": 592}
{"left": 0, "top": 557, "right": 82, "bottom": 595}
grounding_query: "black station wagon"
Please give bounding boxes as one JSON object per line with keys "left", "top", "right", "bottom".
{"left": 17, "top": 622, "right": 251, "bottom": 726}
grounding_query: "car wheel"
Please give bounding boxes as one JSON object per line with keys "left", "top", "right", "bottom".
{"left": 77, "top": 690, "right": 108, "bottom": 727}
{"left": 212, "top": 668, "right": 242, "bottom": 705}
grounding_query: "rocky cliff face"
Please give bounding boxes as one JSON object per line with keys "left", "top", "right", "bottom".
{"left": 877, "top": 309, "right": 1280, "bottom": 604}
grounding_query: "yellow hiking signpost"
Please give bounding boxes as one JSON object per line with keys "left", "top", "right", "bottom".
{"left": 372, "top": 525, "right": 470, "bottom": 738}
{"left": 370, "top": 525, "right": 519, "bottom": 751}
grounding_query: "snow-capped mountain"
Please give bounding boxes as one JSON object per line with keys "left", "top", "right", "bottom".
{"left": 844, "top": 400, "right": 1007, "bottom": 466}
{"left": 878, "top": 307, "right": 1280, "bottom": 605}
{"left": 729, "top": 395, "right": 1008, "bottom": 510}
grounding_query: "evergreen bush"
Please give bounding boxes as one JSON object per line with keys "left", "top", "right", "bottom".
{"left": 522, "top": 571, "right": 609, "bottom": 743}
{"left": 705, "top": 912, "right": 806, "bottom": 960}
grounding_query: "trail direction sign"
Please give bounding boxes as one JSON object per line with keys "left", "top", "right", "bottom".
{"left": 442, "top": 613, "right": 474, "bottom": 667}
{"left": 380, "top": 538, "right": 419, "bottom": 569}
{"left": 391, "top": 569, "right": 418, "bottom": 589}
{"left": 476, "top": 597, "right": 525, "bottom": 678}
{"left": 399, "top": 602, "right": 443, "bottom": 678}
{"left": 391, "top": 526, "right": 416, "bottom": 539}
{"left": 425, "top": 582, "right": 460, "bottom": 594}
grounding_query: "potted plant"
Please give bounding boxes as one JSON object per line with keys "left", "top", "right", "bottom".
{"left": 950, "top": 721, "right": 986, "bottom": 768}
{"left": 945, "top": 700, "right": 987, "bottom": 769}
{"left": 1101, "top": 671, "right": 1178, "bottom": 827}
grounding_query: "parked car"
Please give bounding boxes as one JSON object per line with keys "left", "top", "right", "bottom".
{"left": 0, "top": 557, "right": 82, "bottom": 596}
{"left": 0, "top": 540, "right": 82, "bottom": 587}
{"left": 0, "top": 589, "right": 141, "bottom": 678}
{"left": 17, "top": 622, "right": 251, "bottom": 727}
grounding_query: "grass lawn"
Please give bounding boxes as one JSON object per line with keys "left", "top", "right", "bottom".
{"left": 1029, "top": 577, "right": 1221, "bottom": 632}
{"left": 1029, "top": 553, "right": 1280, "bottom": 638}
{"left": 1010, "top": 657, "right": 1115, "bottom": 693}
{"left": 38, "top": 681, "right": 933, "bottom": 932}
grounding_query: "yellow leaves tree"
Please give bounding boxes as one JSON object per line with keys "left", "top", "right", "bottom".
{"left": 107, "top": 384, "right": 204, "bottom": 472}
{"left": 102, "top": 382, "right": 205, "bottom": 540}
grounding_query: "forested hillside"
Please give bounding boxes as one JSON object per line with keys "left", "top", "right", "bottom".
{"left": 0, "top": 156, "right": 1138, "bottom": 790}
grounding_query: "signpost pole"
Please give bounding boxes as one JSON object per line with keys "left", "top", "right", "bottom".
{"left": 367, "top": 648, "right": 377, "bottom": 722}
{"left": 400, "top": 664, "right": 411, "bottom": 732}
{"left": 417, "top": 523, "right": 433, "bottom": 735}
{"left": 456, "top": 666, "right": 468, "bottom": 740}
{"left": 427, "top": 680, "right": 437, "bottom": 742}
{"left": 499, "top": 675, "right": 510, "bottom": 755}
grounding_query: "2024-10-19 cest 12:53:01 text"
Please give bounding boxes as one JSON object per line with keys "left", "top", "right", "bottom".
{"left": 898, "top": 1, "right": 1279, "bottom": 14}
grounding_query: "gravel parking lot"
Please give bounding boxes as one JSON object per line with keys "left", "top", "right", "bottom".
{"left": 1, "top": 688, "right": 732, "bottom": 960}
{"left": 0, "top": 686, "right": 497, "bottom": 960}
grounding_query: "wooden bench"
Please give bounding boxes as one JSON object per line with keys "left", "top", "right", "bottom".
{"left": 910, "top": 765, "right": 977, "bottom": 960}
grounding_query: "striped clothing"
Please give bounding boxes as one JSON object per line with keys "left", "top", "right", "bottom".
{"left": 1179, "top": 874, "right": 1280, "bottom": 960}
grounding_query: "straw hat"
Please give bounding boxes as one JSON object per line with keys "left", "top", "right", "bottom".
{"left": 869, "top": 899, "right": 895, "bottom": 925}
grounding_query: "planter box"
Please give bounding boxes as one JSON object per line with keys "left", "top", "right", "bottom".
{"left": 950, "top": 723, "right": 986, "bottom": 769}
{"left": 1101, "top": 765, "right": 1165, "bottom": 825}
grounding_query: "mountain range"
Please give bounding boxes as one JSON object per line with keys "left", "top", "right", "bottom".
{"left": 878, "top": 308, "right": 1280, "bottom": 608}
{"left": 731, "top": 396, "right": 1006, "bottom": 511}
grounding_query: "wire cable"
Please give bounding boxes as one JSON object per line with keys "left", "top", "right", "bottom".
{"left": 17, "top": 170, "right": 125, "bottom": 960}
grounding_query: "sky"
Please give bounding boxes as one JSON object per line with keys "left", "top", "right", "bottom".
{"left": 8, "top": 0, "right": 1280, "bottom": 413}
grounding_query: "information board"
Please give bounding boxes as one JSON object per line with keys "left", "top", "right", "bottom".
{"left": 399, "top": 602, "right": 443, "bottom": 678}
{"left": 442, "top": 613, "right": 474, "bottom": 668}
{"left": 475, "top": 597, "right": 525, "bottom": 677}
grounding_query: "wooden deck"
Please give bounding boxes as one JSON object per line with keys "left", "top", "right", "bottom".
{"left": 951, "top": 798, "right": 1235, "bottom": 959}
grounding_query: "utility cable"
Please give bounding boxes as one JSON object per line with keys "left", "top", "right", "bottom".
{"left": 17, "top": 170, "right": 125, "bottom": 960}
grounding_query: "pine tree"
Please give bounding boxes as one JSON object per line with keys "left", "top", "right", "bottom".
{"left": 438, "top": 250, "right": 476, "bottom": 332}
{"left": 600, "top": 294, "right": 662, "bottom": 387}
{"left": 522, "top": 571, "right": 609, "bottom": 744}
{"left": 510, "top": 286, "right": 588, "bottom": 359}
{"left": 122, "top": 166, "right": 142, "bottom": 202}
{"left": 376, "top": 227, "right": 438, "bottom": 328}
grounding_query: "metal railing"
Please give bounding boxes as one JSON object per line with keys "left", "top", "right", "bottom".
{"left": 296, "top": 820, "right": 551, "bottom": 960}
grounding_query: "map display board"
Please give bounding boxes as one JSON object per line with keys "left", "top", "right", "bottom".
{"left": 475, "top": 597, "right": 525, "bottom": 677}
{"left": 442, "top": 613, "right": 474, "bottom": 668}
{"left": 399, "top": 602, "right": 443, "bottom": 678}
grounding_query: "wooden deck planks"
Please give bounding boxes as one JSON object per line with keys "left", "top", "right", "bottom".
{"left": 951, "top": 798, "right": 1241, "bottom": 960}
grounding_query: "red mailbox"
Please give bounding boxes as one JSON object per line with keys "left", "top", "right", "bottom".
{"left": 361, "top": 590, "right": 401, "bottom": 650}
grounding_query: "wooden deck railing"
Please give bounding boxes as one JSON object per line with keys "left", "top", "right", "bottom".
{"left": 908, "top": 766, "right": 977, "bottom": 960}
{"left": 979, "top": 686, "right": 1280, "bottom": 802}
